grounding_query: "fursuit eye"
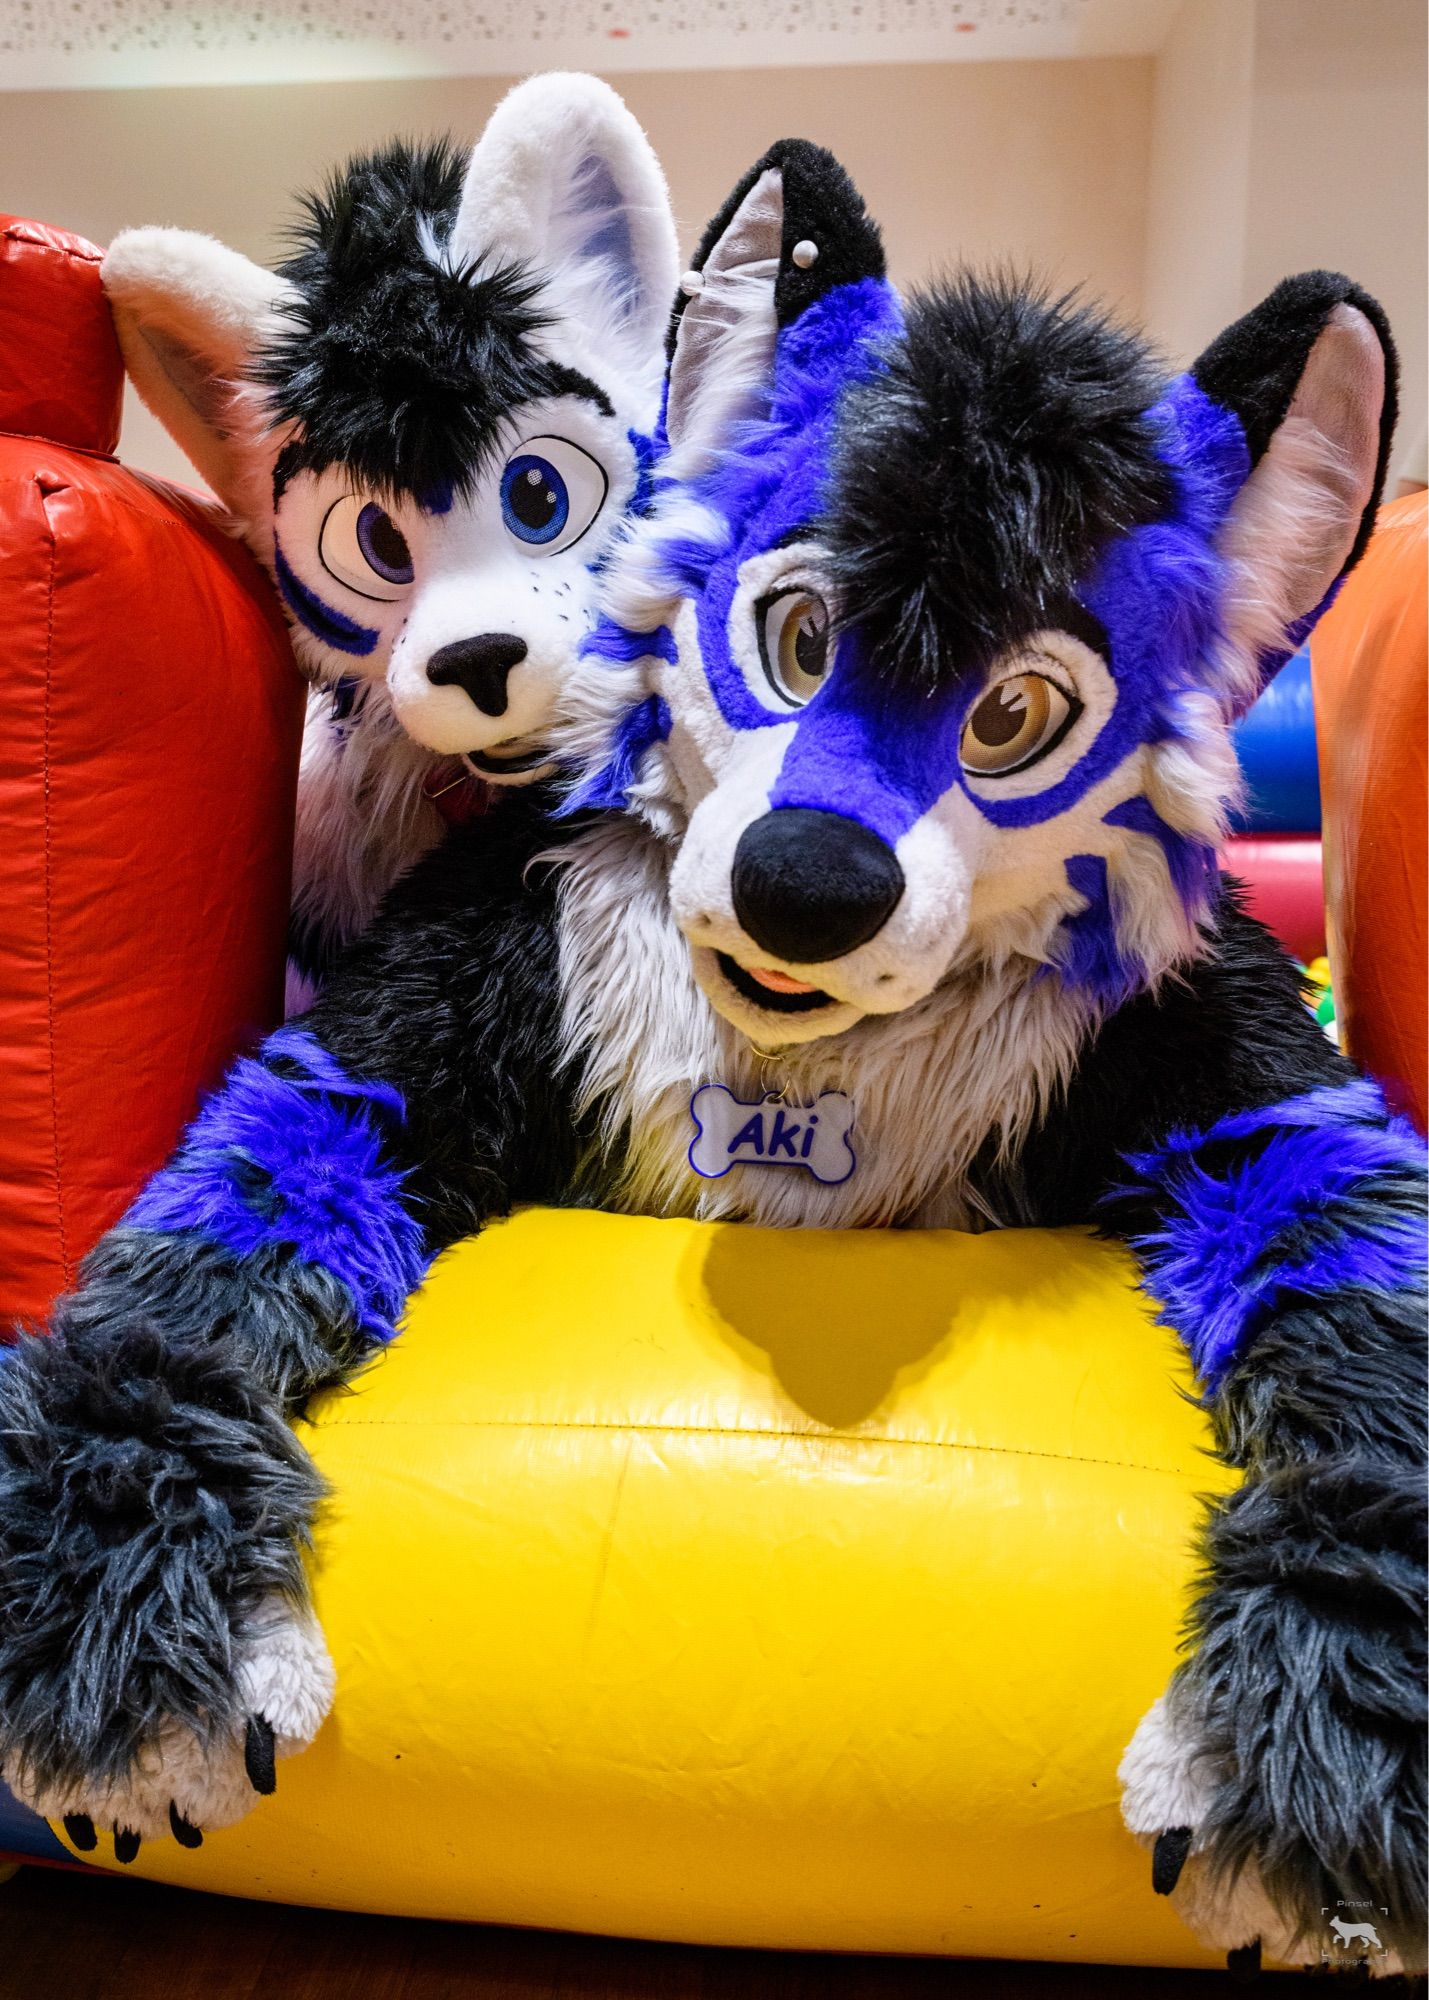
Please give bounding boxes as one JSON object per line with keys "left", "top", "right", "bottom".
{"left": 500, "top": 435, "right": 608, "bottom": 555}
{"left": 318, "top": 495, "right": 414, "bottom": 601}
{"left": 757, "top": 589, "right": 831, "bottom": 707}
{"left": 960, "top": 672, "right": 1081, "bottom": 777}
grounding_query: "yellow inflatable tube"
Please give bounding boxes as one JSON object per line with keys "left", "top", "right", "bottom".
{"left": 54, "top": 1209, "right": 1234, "bottom": 1969}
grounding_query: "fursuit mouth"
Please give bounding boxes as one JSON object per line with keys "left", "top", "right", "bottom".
{"left": 716, "top": 952, "right": 839, "bottom": 1015}
{"left": 463, "top": 738, "right": 551, "bottom": 777}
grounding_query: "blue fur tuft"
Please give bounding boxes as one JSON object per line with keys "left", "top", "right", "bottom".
{"left": 124, "top": 1028, "right": 425, "bottom": 1346}
{"left": 1117, "top": 1080, "right": 1428, "bottom": 1386}
{"left": 559, "top": 693, "right": 671, "bottom": 815}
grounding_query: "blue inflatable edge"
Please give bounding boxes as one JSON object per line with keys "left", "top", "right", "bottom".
{"left": 0, "top": 1775, "right": 71, "bottom": 1862}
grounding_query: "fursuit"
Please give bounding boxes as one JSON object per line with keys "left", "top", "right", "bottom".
{"left": 101, "top": 71, "right": 677, "bottom": 1004}
{"left": 2, "top": 142, "right": 1423, "bottom": 1978}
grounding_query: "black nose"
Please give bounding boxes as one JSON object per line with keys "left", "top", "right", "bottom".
{"left": 426, "top": 634, "right": 528, "bottom": 716}
{"left": 731, "top": 808, "right": 905, "bottom": 965}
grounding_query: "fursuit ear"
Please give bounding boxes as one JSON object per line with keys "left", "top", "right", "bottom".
{"left": 102, "top": 227, "right": 294, "bottom": 513}
{"left": 1194, "top": 272, "right": 1397, "bottom": 714}
{"left": 663, "top": 138, "right": 886, "bottom": 475}
{"left": 446, "top": 72, "right": 678, "bottom": 406}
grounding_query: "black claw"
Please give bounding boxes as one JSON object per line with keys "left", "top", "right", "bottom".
{"left": 62, "top": 1813, "right": 97, "bottom": 1853}
{"left": 244, "top": 1715, "right": 277, "bottom": 1796}
{"left": 112, "top": 1827, "right": 141, "bottom": 1865}
{"left": 1152, "top": 1825, "right": 1193, "bottom": 1896}
{"left": 1227, "top": 1938, "right": 1262, "bottom": 1984}
{"left": 168, "top": 1802, "right": 203, "bottom": 1849}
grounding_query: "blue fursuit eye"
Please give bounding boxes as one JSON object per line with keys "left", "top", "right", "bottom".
{"left": 502, "top": 456, "right": 569, "bottom": 544}
{"left": 500, "top": 436, "right": 609, "bottom": 556}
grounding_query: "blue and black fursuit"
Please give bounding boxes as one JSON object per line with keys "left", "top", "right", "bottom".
{"left": 0, "top": 140, "right": 1423, "bottom": 1974}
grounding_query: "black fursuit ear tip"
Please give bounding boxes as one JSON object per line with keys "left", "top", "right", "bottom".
{"left": 1191, "top": 270, "right": 1398, "bottom": 578}
{"left": 671, "top": 135, "right": 885, "bottom": 355}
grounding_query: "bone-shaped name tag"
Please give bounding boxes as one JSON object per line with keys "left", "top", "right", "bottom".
{"left": 688, "top": 1085, "right": 856, "bottom": 1185}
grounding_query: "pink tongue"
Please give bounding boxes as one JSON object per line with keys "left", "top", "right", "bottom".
{"left": 747, "top": 966, "right": 820, "bottom": 995}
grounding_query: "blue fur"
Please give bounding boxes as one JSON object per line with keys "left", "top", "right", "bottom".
{"left": 124, "top": 1027, "right": 425, "bottom": 1346}
{"left": 580, "top": 619, "right": 678, "bottom": 666}
{"left": 273, "top": 540, "right": 380, "bottom": 657}
{"left": 657, "top": 278, "right": 903, "bottom": 737}
{"left": 1053, "top": 853, "right": 1144, "bottom": 1008}
{"left": 1102, "top": 794, "right": 1219, "bottom": 908}
{"left": 561, "top": 694, "right": 671, "bottom": 814}
{"left": 1118, "top": 1080, "right": 1429, "bottom": 1386}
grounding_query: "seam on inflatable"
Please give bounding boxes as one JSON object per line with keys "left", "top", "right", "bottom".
{"left": 0, "top": 430, "right": 120, "bottom": 465}
{"left": 307, "top": 1416, "right": 1200, "bottom": 1479}
{"left": 39, "top": 488, "right": 70, "bottom": 1287}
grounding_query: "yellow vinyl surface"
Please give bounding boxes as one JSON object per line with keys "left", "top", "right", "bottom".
{"left": 54, "top": 1209, "right": 1234, "bottom": 1967}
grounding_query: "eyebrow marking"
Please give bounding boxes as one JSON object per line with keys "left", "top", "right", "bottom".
{"left": 544, "top": 365, "right": 616, "bottom": 420}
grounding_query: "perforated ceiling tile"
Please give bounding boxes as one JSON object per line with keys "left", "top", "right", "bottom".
{"left": 0, "top": 0, "right": 1181, "bottom": 87}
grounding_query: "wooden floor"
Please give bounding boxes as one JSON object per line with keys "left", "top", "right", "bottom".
{"left": 5, "top": 1863, "right": 1415, "bottom": 1999}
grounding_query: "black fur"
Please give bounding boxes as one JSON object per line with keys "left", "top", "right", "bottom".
{"left": 827, "top": 274, "right": 1174, "bottom": 690}
{"left": 301, "top": 789, "right": 589, "bottom": 1250}
{"left": 1188, "top": 1271, "right": 1426, "bottom": 1958}
{"left": 976, "top": 884, "right": 1352, "bottom": 1227}
{"left": 1192, "top": 272, "right": 1399, "bottom": 578}
{"left": 257, "top": 139, "right": 600, "bottom": 500}
{"left": 0, "top": 1307, "right": 321, "bottom": 1792}
{"left": 980, "top": 889, "right": 1427, "bottom": 1962}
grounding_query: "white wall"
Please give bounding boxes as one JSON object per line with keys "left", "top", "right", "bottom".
{"left": 1144, "top": 0, "right": 1426, "bottom": 475}
{"left": 0, "top": 57, "right": 1155, "bottom": 489}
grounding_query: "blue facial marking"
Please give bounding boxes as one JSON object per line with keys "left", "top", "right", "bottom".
{"left": 1054, "top": 853, "right": 1145, "bottom": 1007}
{"left": 581, "top": 618, "right": 678, "bottom": 666}
{"left": 273, "top": 539, "right": 380, "bottom": 657}
{"left": 676, "top": 278, "right": 904, "bottom": 739}
{"left": 562, "top": 693, "right": 672, "bottom": 815}
{"left": 768, "top": 635, "right": 965, "bottom": 847}
{"left": 1103, "top": 794, "right": 1218, "bottom": 907}
{"left": 418, "top": 479, "right": 454, "bottom": 517}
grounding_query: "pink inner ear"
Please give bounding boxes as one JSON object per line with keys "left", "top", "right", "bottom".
{"left": 1218, "top": 304, "right": 1386, "bottom": 706}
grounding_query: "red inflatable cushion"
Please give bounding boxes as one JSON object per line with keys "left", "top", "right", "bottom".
{"left": 0, "top": 217, "right": 303, "bottom": 1328}
{"left": 0, "top": 218, "right": 123, "bottom": 457}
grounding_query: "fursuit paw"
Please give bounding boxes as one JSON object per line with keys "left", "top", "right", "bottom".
{"left": 2, "top": 1595, "right": 334, "bottom": 1858}
{"left": 0, "top": 1313, "right": 331, "bottom": 1859}
{"left": 1119, "top": 1695, "right": 1409, "bottom": 1979}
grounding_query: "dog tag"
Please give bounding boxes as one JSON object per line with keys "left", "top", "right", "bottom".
{"left": 688, "top": 1085, "right": 856, "bottom": 1185}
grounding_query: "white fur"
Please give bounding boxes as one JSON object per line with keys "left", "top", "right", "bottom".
{"left": 289, "top": 682, "right": 446, "bottom": 992}
{"left": 3, "top": 1596, "right": 333, "bottom": 1842}
{"left": 450, "top": 72, "right": 678, "bottom": 421}
{"left": 552, "top": 816, "right": 1094, "bottom": 1230}
{"left": 1119, "top": 1695, "right": 1407, "bottom": 1975}
{"left": 662, "top": 164, "right": 784, "bottom": 478}
{"left": 101, "top": 226, "right": 295, "bottom": 529}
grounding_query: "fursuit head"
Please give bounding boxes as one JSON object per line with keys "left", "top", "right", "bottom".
{"left": 0, "top": 142, "right": 1423, "bottom": 1979}
{"left": 101, "top": 72, "right": 677, "bottom": 998}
